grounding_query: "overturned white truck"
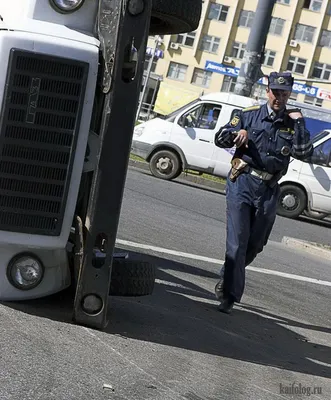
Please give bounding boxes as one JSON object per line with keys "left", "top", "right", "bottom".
{"left": 0, "top": 0, "right": 202, "bottom": 329}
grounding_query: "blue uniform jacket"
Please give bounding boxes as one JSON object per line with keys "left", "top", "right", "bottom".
{"left": 215, "top": 103, "right": 313, "bottom": 175}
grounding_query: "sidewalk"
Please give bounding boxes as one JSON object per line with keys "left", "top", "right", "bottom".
{"left": 282, "top": 236, "right": 331, "bottom": 261}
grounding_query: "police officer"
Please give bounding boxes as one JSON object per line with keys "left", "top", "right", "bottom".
{"left": 214, "top": 72, "right": 313, "bottom": 314}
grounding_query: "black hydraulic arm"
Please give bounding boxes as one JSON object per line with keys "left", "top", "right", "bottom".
{"left": 73, "top": 0, "right": 152, "bottom": 329}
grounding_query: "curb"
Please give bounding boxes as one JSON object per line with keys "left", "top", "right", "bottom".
{"left": 128, "top": 159, "right": 227, "bottom": 192}
{"left": 282, "top": 236, "right": 331, "bottom": 261}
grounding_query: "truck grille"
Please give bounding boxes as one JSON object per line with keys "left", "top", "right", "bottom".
{"left": 0, "top": 49, "right": 89, "bottom": 235}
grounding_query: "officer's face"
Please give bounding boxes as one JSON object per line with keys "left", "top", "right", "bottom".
{"left": 266, "top": 87, "right": 291, "bottom": 111}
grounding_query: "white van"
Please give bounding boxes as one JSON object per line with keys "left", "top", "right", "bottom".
{"left": 278, "top": 129, "right": 331, "bottom": 219}
{"left": 132, "top": 92, "right": 255, "bottom": 178}
{"left": 132, "top": 92, "right": 331, "bottom": 220}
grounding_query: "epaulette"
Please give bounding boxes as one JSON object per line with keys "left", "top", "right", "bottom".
{"left": 242, "top": 105, "right": 261, "bottom": 112}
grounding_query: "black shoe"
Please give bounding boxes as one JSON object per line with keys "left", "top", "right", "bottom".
{"left": 214, "top": 279, "right": 224, "bottom": 301}
{"left": 214, "top": 266, "right": 225, "bottom": 300}
{"left": 218, "top": 298, "right": 234, "bottom": 314}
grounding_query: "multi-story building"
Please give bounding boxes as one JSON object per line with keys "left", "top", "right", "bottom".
{"left": 142, "top": 0, "right": 331, "bottom": 117}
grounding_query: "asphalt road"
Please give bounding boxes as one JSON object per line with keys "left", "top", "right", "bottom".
{"left": 0, "top": 168, "right": 330, "bottom": 400}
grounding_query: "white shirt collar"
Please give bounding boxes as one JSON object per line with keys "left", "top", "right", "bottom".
{"left": 267, "top": 103, "right": 285, "bottom": 120}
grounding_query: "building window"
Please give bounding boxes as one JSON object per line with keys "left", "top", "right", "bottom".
{"left": 176, "top": 32, "right": 196, "bottom": 47}
{"left": 294, "top": 24, "right": 316, "bottom": 43}
{"left": 167, "top": 62, "right": 188, "bottom": 81}
{"left": 304, "top": 95, "right": 323, "bottom": 106}
{"left": 276, "top": 0, "right": 290, "bottom": 4}
{"left": 221, "top": 76, "right": 237, "bottom": 92}
{"left": 208, "top": 3, "right": 229, "bottom": 22}
{"left": 286, "top": 56, "right": 307, "bottom": 74}
{"left": 303, "top": 0, "right": 323, "bottom": 12}
{"left": 269, "top": 17, "right": 285, "bottom": 35}
{"left": 200, "top": 35, "right": 221, "bottom": 53}
{"left": 238, "top": 10, "right": 255, "bottom": 28}
{"left": 191, "top": 68, "right": 212, "bottom": 88}
{"left": 312, "top": 62, "right": 331, "bottom": 80}
{"left": 262, "top": 50, "right": 276, "bottom": 67}
{"left": 319, "top": 30, "right": 331, "bottom": 48}
{"left": 231, "top": 42, "right": 246, "bottom": 59}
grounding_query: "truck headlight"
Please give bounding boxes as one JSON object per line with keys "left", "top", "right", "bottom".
{"left": 49, "top": 0, "right": 85, "bottom": 13}
{"left": 7, "top": 254, "right": 44, "bottom": 290}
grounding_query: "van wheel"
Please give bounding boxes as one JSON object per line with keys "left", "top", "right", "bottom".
{"left": 277, "top": 185, "right": 307, "bottom": 219}
{"left": 150, "top": 0, "right": 202, "bottom": 35}
{"left": 149, "top": 150, "right": 181, "bottom": 180}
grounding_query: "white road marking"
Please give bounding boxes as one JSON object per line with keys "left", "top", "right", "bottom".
{"left": 117, "top": 239, "right": 220, "bottom": 263}
{"left": 116, "top": 239, "right": 331, "bottom": 288}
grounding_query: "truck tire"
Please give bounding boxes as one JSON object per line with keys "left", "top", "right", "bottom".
{"left": 277, "top": 184, "right": 307, "bottom": 219}
{"left": 150, "top": 0, "right": 202, "bottom": 35}
{"left": 110, "top": 259, "right": 156, "bottom": 296}
{"left": 149, "top": 149, "right": 182, "bottom": 180}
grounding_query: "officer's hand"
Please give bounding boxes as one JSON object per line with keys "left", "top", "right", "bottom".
{"left": 287, "top": 111, "right": 303, "bottom": 120}
{"left": 233, "top": 129, "right": 248, "bottom": 148}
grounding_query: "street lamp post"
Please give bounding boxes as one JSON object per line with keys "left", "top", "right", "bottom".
{"left": 234, "top": 0, "right": 276, "bottom": 97}
{"left": 136, "top": 35, "right": 163, "bottom": 120}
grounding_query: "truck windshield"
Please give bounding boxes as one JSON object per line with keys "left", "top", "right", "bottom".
{"left": 165, "top": 98, "right": 200, "bottom": 122}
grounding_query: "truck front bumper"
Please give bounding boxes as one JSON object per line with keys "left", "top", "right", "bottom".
{"left": 0, "top": 245, "right": 71, "bottom": 301}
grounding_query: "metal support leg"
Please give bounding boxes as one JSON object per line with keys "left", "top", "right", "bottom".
{"left": 73, "top": 0, "right": 152, "bottom": 329}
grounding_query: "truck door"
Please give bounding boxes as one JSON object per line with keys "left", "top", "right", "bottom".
{"left": 299, "top": 137, "right": 331, "bottom": 213}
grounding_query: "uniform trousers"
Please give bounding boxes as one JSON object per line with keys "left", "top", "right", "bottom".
{"left": 223, "top": 171, "right": 279, "bottom": 303}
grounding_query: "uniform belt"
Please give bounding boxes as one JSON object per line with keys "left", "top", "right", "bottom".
{"left": 245, "top": 166, "right": 273, "bottom": 181}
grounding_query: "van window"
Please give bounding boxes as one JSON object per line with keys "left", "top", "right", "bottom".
{"left": 165, "top": 98, "right": 200, "bottom": 122}
{"left": 308, "top": 139, "right": 331, "bottom": 167}
{"left": 179, "top": 103, "right": 222, "bottom": 130}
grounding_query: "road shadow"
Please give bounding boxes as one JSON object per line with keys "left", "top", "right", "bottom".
{"left": 2, "top": 248, "right": 330, "bottom": 380}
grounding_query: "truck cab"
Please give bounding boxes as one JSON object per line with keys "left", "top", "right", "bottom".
{"left": 0, "top": 0, "right": 202, "bottom": 328}
{"left": 0, "top": 0, "right": 100, "bottom": 301}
